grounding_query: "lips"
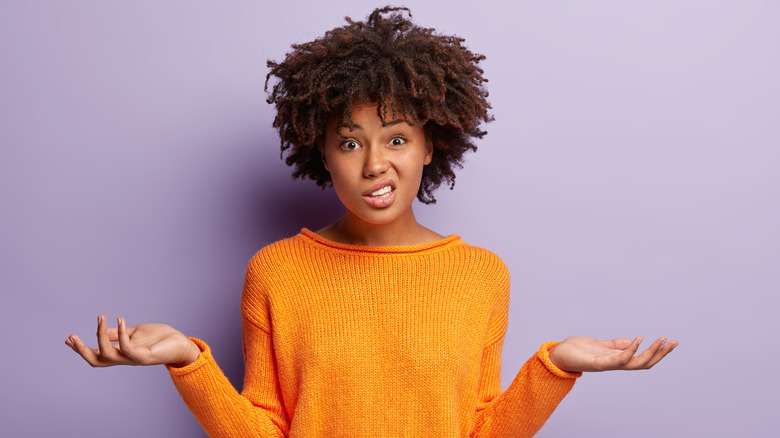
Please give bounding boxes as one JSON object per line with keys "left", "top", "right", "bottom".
{"left": 362, "top": 179, "right": 396, "bottom": 208}
{"left": 362, "top": 179, "right": 396, "bottom": 197}
{"left": 370, "top": 185, "right": 393, "bottom": 197}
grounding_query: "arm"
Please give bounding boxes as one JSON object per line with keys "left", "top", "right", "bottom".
{"left": 469, "top": 339, "right": 580, "bottom": 438}
{"left": 167, "top": 318, "right": 288, "bottom": 438}
{"left": 66, "top": 252, "right": 291, "bottom": 437}
{"left": 66, "top": 315, "right": 288, "bottom": 438}
{"left": 463, "top": 260, "right": 677, "bottom": 436}
{"left": 468, "top": 273, "right": 580, "bottom": 438}
{"left": 463, "top": 247, "right": 679, "bottom": 436}
{"left": 166, "top": 249, "right": 292, "bottom": 436}
{"left": 466, "top": 336, "right": 677, "bottom": 437}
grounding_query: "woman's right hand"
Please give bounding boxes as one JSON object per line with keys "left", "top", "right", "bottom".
{"left": 65, "top": 315, "right": 201, "bottom": 368}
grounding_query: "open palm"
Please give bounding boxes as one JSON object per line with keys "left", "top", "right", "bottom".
{"left": 549, "top": 336, "right": 677, "bottom": 373}
{"left": 66, "top": 316, "right": 199, "bottom": 368}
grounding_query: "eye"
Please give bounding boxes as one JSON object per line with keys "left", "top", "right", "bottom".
{"left": 340, "top": 140, "right": 360, "bottom": 151}
{"left": 388, "top": 136, "right": 406, "bottom": 146}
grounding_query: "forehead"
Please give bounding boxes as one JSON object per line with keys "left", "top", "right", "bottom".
{"left": 327, "top": 102, "right": 408, "bottom": 131}
{"left": 328, "top": 101, "right": 414, "bottom": 131}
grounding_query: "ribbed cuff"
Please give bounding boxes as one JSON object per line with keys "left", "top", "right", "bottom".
{"left": 166, "top": 337, "right": 210, "bottom": 375}
{"left": 537, "top": 341, "right": 583, "bottom": 379}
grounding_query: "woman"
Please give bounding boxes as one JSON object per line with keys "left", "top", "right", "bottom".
{"left": 66, "top": 7, "right": 676, "bottom": 437}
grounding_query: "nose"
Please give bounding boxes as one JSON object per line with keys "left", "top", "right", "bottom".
{"left": 363, "top": 145, "right": 389, "bottom": 178}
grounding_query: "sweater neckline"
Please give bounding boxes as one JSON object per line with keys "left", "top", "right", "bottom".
{"left": 299, "top": 228, "right": 462, "bottom": 254}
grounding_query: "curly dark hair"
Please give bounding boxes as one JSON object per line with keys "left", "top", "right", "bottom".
{"left": 265, "top": 6, "right": 492, "bottom": 204}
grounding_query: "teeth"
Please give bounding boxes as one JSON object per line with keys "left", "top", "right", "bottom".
{"left": 371, "top": 186, "right": 392, "bottom": 197}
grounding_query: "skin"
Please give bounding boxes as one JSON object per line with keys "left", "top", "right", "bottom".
{"left": 66, "top": 315, "right": 199, "bottom": 368}
{"left": 65, "top": 101, "right": 678, "bottom": 372}
{"left": 318, "top": 102, "right": 440, "bottom": 246}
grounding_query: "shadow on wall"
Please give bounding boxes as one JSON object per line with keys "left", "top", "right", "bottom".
{"left": 252, "top": 173, "right": 342, "bottom": 242}
{"left": 210, "top": 138, "right": 343, "bottom": 387}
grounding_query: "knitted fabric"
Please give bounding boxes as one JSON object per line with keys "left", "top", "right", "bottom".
{"left": 168, "top": 229, "right": 580, "bottom": 437}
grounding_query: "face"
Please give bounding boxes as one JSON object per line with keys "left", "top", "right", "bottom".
{"left": 322, "top": 102, "right": 433, "bottom": 228}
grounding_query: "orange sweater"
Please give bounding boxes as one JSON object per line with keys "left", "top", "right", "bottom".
{"left": 168, "top": 229, "right": 580, "bottom": 437}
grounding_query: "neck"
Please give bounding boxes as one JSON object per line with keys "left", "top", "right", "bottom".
{"left": 319, "top": 209, "right": 440, "bottom": 246}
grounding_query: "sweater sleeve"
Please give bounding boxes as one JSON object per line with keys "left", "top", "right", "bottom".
{"left": 166, "top": 318, "right": 289, "bottom": 437}
{"left": 469, "top": 268, "right": 581, "bottom": 437}
{"left": 166, "top": 252, "right": 289, "bottom": 438}
{"left": 470, "top": 340, "right": 580, "bottom": 437}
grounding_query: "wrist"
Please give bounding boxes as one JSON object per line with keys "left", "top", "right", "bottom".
{"left": 537, "top": 341, "right": 582, "bottom": 378}
{"left": 169, "top": 338, "right": 201, "bottom": 368}
{"left": 548, "top": 343, "right": 563, "bottom": 369}
{"left": 547, "top": 341, "right": 579, "bottom": 373}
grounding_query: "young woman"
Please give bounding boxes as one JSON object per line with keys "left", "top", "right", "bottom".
{"left": 65, "top": 7, "right": 677, "bottom": 437}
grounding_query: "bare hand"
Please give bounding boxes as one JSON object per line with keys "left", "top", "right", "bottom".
{"left": 548, "top": 336, "right": 677, "bottom": 373}
{"left": 65, "top": 315, "right": 200, "bottom": 368}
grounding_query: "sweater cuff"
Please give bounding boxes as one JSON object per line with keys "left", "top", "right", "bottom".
{"left": 166, "top": 337, "right": 210, "bottom": 376}
{"left": 537, "top": 341, "right": 583, "bottom": 379}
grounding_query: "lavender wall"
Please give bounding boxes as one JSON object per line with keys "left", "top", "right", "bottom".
{"left": 2, "top": 1, "right": 778, "bottom": 437}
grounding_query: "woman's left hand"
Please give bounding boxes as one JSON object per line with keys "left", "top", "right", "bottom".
{"left": 548, "top": 336, "right": 678, "bottom": 373}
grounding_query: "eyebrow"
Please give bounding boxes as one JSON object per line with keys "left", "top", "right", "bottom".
{"left": 339, "top": 119, "right": 406, "bottom": 130}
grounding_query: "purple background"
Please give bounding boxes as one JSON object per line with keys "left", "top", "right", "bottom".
{"left": 2, "top": 1, "right": 778, "bottom": 437}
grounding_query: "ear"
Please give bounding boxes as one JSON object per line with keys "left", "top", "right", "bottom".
{"left": 320, "top": 145, "right": 329, "bottom": 172}
{"left": 424, "top": 139, "right": 434, "bottom": 165}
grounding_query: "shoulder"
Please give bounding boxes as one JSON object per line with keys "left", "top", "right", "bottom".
{"left": 241, "top": 233, "right": 310, "bottom": 326}
{"left": 435, "top": 240, "right": 511, "bottom": 295}
{"left": 455, "top": 241, "right": 510, "bottom": 277}
{"left": 444, "top": 241, "right": 511, "bottom": 321}
{"left": 245, "top": 232, "right": 311, "bottom": 282}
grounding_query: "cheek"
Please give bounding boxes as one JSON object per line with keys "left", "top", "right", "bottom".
{"left": 409, "top": 149, "right": 430, "bottom": 174}
{"left": 397, "top": 157, "right": 426, "bottom": 192}
{"left": 325, "top": 158, "right": 357, "bottom": 188}
{"left": 323, "top": 148, "right": 346, "bottom": 178}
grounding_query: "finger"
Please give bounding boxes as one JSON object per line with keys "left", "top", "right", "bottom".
{"left": 69, "top": 334, "right": 112, "bottom": 367}
{"left": 96, "top": 315, "right": 130, "bottom": 364}
{"left": 603, "top": 338, "right": 634, "bottom": 350}
{"left": 65, "top": 335, "right": 81, "bottom": 354}
{"left": 628, "top": 337, "right": 667, "bottom": 367}
{"left": 65, "top": 335, "right": 85, "bottom": 353}
{"left": 105, "top": 327, "right": 119, "bottom": 342}
{"left": 615, "top": 336, "right": 642, "bottom": 365}
{"left": 637, "top": 338, "right": 678, "bottom": 369}
{"left": 624, "top": 337, "right": 671, "bottom": 370}
{"left": 96, "top": 315, "right": 120, "bottom": 361}
{"left": 117, "top": 317, "right": 146, "bottom": 364}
